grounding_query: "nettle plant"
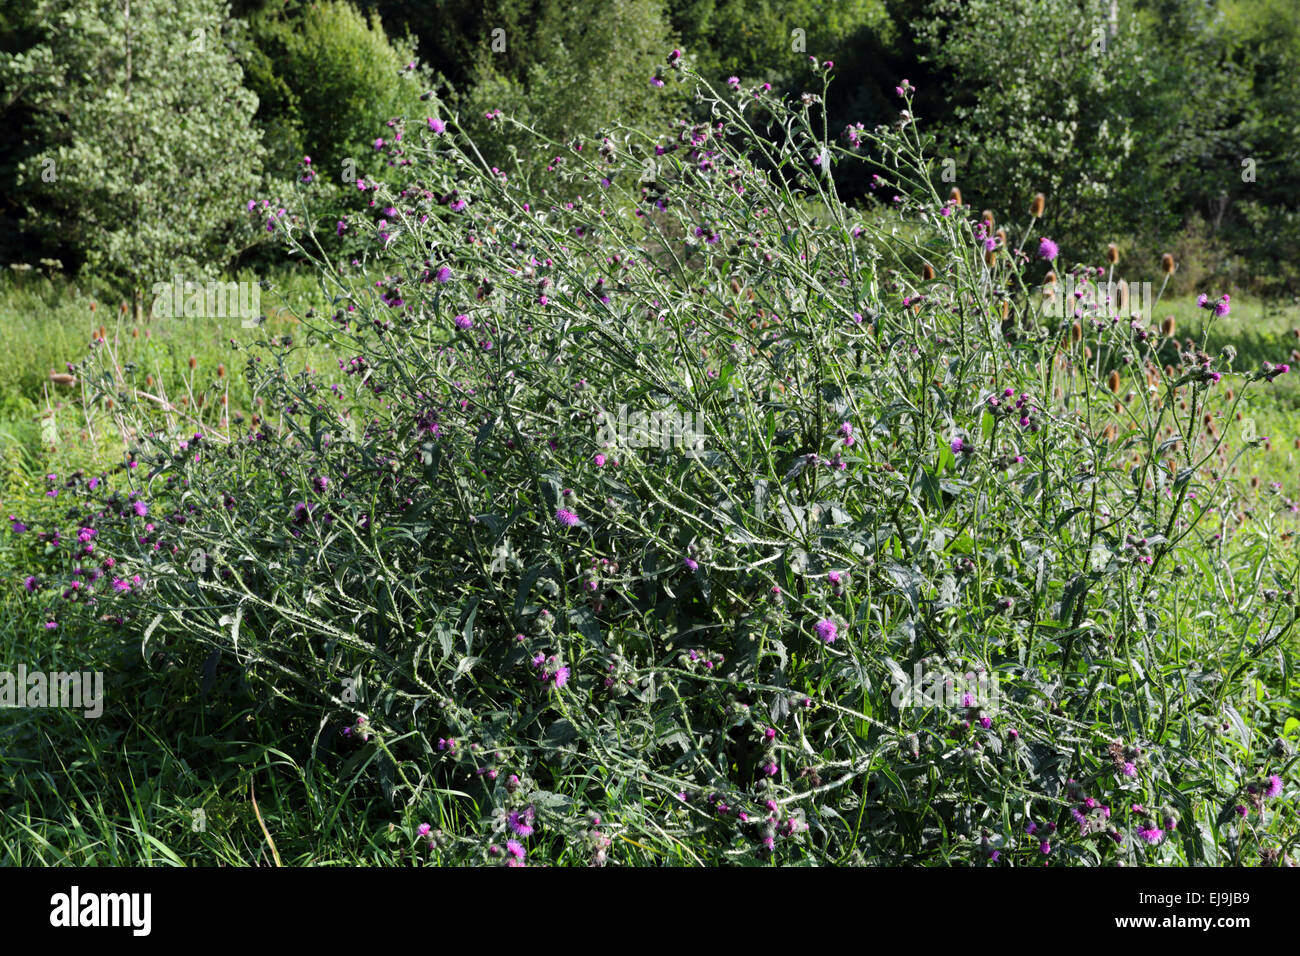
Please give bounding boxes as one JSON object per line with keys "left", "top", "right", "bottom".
{"left": 30, "top": 63, "right": 1298, "bottom": 865}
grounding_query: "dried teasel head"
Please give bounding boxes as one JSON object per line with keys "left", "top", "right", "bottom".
{"left": 1116, "top": 279, "right": 1129, "bottom": 311}
{"left": 1160, "top": 316, "right": 1175, "bottom": 337}
{"left": 1106, "top": 243, "right": 1119, "bottom": 265}
{"left": 981, "top": 210, "right": 994, "bottom": 227}
{"left": 1161, "top": 253, "right": 1175, "bottom": 275}
{"left": 1108, "top": 369, "right": 1121, "bottom": 393}
{"left": 217, "top": 363, "right": 226, "bottom": 378}
{"left": 1030, "top": 193, "right": 1045, "bottom": 218}
{"left": 922, "top": 262, "right": 935, "bottom": 281}
{"left": 949, "top": 187, "right": 962, "bottom": 206}
{"left": 1071, "top": 321, "right": 1083, "bottom": 344}
{"left": 188, "top": 355, "right": 197, "bottom": 369}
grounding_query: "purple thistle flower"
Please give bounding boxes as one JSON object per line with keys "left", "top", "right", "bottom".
{"left": 555, "top": 508, "right": 579, "bottom": 527}
{"left": 417, "top": 823, "right": 431, "bottom": 837}
{"left": 813, "top": 618, "right": 838, "bottom": 643}
{"left": 454, "top": 314, "right": 474, "bottom": 330}
{"left": 427, "top": 117, "right": 445, "bottom": 134}
{"left": 1037, "top": 237, "right": 1059, "bottom": 261}
{"left": 508, "top": 810, "right": 534, "bottom": 836}
{"left": 133, "top": 500, "right": 148, "bottom": 517}
{"left": 1264, "top": 774, "right": 1283, "bottom": 798}
{"left": 553, "top": 666, "right": 570, "bottom": 689}
{"left": 1136, "top": 824, "right": 1165, "bottom": 845}
{"left": 505, "top": 839, "right": 526, "bottom": 860}
{"left": 435, "top": 266, "right": 453, "bottom": 283}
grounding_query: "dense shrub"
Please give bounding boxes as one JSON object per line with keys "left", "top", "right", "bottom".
{"left": 16, "top": 67, "right": 1298, "bottom": 865}
{"left": 0, "top": 0, "right": 264, "bottom": 300}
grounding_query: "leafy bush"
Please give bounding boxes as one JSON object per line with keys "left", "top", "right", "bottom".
{"left": 0, "top": 0, "right": 264, "bottom": 299}
{"left": 17, "top": 66, "right": 1298, "bottom": 865}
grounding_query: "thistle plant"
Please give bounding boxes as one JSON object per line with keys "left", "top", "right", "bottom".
{"left": 16, "top": 62, "right": 1297, "bottom": 866}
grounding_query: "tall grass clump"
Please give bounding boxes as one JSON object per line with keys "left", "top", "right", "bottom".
{"left": 12, "top": 62, "right": 1298, "bottom": 866}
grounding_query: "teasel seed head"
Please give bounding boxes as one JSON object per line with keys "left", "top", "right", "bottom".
{"left": 1030, "top": 192, "right": 1045, "bottom": 218}
{"left": 1160, "top": 315, "right": 1175, "bottom": 337}
{"left": 1108, "top": 369, "right": 1121, "bottom": 393}
{"left": 1071, "top": 321, "right": 1083, "bottom": 344}
{"left": 949, "top": 187, "right": 962, "bottom": 206}
{"left": 1106, "top": 243, "right": 1120, "bottom": 265}
{"left": 1161, "top": 253, "right": 1175, "bottom": 275}
{"left": 922, "top": 262, "right": 935, "bottom": 280}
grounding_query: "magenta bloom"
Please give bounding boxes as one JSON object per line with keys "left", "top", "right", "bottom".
{"left": 592, "top": 453, "right": 606, "bottom": 467}
{"left": 505, "top": 839, "right": 526, "bottom": 860}
{"left": 650, "top": 76, "right": 664, "bottom": 87}
{"left": 508, "top": 810, "right": 534, "bottom": 836}
{"left": 435, "top": 265, "right": 453, "bottom": 283}
{"left": 1265, "top": 774, "right": 1283, "bottom": 798}
{"left": 814, "top": 618, "right": 838, "bottom": 643}
{"left": 555, "top": 508, "right": 579, "bottom": 527}
{"left": 553, "top": 666, "right": 570, "bottom": 689}
{"left": 427, "top": 117, "right": 445, "bottom": 134}
{"left": 454, "top": 314, "right": 473, "bottom": 330}
{"left": 417, "top": 823, "right": 431, "bottom": 837}
{"left": 1136, "top": 824, "right": 1165, "bottom": 845}
{"left": 1037, "top": 237, "right": 1059, "bottom": 261}
{"left": 132, "top": 500, "right": 148, "bottom": 517}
